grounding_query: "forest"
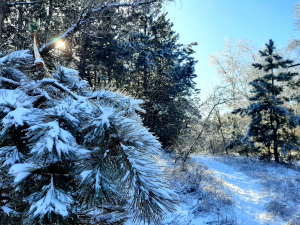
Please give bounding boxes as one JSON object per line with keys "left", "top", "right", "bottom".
{"left": 1, "top": 0, "right": 300, "bottom": 224}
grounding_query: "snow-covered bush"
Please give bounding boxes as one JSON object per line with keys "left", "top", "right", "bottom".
{"left": 0, "top": 49, "right": 177, "bottom": 225}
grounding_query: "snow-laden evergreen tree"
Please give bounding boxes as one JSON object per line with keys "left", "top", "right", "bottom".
{"left": 127, "top": 13, "right": 199, "bottom": 147}
{"left": 233, "top": 40, "right": 300, "bottom": 162}
{"left": 0, "top": 47, "right": 177, "bottom": 224}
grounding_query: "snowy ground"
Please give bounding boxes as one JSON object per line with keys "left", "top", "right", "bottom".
{"left": 127, "top": 154, "right": 300, "bottom": 225}
{"left": 127, "top": 153, "right": 236, "bottom": 225}
{"left": 206, "top": 154, "right": 300, "bottom": 225}
{"left": 194, "top": 155, "right": 282, "bottom": 225}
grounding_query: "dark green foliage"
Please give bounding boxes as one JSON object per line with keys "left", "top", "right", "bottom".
{"left": 126, "top": 13, "right": 199, "bottom": 146}
{"left": 226, "top": 131, "right": 259, "bottom": 157}
{"left": 1, "top": 1, "right": 198, "bottom": 149}
{"left": 75, "top": 11, "right": 199, "bottom": 147}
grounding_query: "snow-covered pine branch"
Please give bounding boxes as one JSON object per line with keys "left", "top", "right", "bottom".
{"left": 80, "top": 98, "right": 177, "bottom": 224}
{"left": 39, "top": 79, "right": 83, "bottom": 101}
{"left": 0, "top": 77, "right": 20, "bottom": 87}
{"left": 0, "top": 47, "right": 177, "bottom": 224}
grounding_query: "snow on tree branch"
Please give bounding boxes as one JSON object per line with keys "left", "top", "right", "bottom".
{"left": 0, "top": 44, "right": 177, "bottom": 223}
{"left": 0, "top": 77, "right": 20, "bottom": 87}
{"left": 7, "top": 1, "right": 40, "bottom": 6}
{"left": 39, "top": 79, "right": 84, "bottom": 101}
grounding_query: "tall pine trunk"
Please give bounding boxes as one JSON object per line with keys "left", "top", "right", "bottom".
{"left": 271, "top": 68, "right": 280, "bottom": 163}
{"left": 0, "top": 0, "right": 7, "bottom": 44}
{"left": 79, "top": 33, "right": 88, "bottom": 83}
{"left": 273, "top": 129, "right": 279, "bottom": 163}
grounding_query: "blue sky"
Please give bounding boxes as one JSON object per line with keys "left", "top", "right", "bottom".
{"left": 164, "top": 0, "right": 300, "bottom": 99}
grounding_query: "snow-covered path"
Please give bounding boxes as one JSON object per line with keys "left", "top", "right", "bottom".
{"left": 194, "top": 155, "right": 285, "bottom": 225}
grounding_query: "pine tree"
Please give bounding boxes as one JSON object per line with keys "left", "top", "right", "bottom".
{"left": 233, "top": 40, "right": 300, "bottom": 162}
{"left": 125, "top": 13, "right": 198, "bottom": 147}
{"left": 0, "top": 45, "right": 177, "bottom": 224}
{"left": 144, "top": 14, "right": 198, "bottom": 146}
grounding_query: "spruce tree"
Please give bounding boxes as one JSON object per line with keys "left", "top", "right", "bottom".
{"left": 126, "top": 13, "right": 198, "bottom": 147}
{"left": 234, "top": 40, "right": 300, "bottom": 162}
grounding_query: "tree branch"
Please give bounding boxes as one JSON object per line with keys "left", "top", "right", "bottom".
{"left": 182, "top": 99, "right": 229, "bottom": 165}
{"left": 0, "top": 77, "right": 20, "bottom": 87}
{"left": 8, "top": 1, "right": 40, "bottom": 6}
{"left": 39, "top": 79, "right": 83, "bottom": 101}
{"left": 287, "top": 63, "right": 300, "bottom": 68}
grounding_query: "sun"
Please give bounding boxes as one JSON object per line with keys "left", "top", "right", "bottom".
{"left": 55, "top": 39, "right": 66, "bottom": 49}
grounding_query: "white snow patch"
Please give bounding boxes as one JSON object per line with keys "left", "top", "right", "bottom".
{"left": 2, "top": 107, "right": 31, "bottom": 127}
{"left": 9, "top": 163, "right": 36, "bottom": 183}
{"left": 0, "top": 50, "right": 33, "bottom": 65}
{"left": 14, "top": 172, "right": 31, "bottom": 183}
{"left": 29, "top": 177, "right": 72, "bottom": 217}
{"left": 93, "top": 107, "right": 115, "bottom": 128}
{"left": 80, "top": 170, "right": 92, "bottom": 181}
{"left": 34, "top": 58, "right": 44, "bottom": 65}
{"left": 1, "top": 206, "right": 15, "bottom": 215}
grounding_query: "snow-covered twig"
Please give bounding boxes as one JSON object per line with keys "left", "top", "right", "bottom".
{"left": 7, "top": 1, "right": 40, "bottom": 6}
{"left": 39, "top": 79, "right": 84, "bottom": 101}
{"left": 91, "top": 0, "right": 157, "bottom": 14}
{"left": 0, "top": 77, "right": 20, "bottom": 86}
{"left": 83, "top": 32, "right": 102, "bottom": 39}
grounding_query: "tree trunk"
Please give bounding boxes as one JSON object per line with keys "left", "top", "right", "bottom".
{"left": 17, "top": 6, "right": 24, "bottom": 50}
{"left": 274, "top": 130, "right": 279, "bottom": 163}
{"left": 210, "top": 139, "right": 215, "bottom": 154}
{"left": 45, "top": 0, "right": 53, "bottom": 43}
{"left": 0, "top": 0, "right": 8, "bottom": 44}
{"left": 79, "top": 33, "right": 87, "bottom": 79}
{"left": 94, "top": 70, "right": 97, "bottom": 88}
{"left": 216, "top": 110, "right": 227, "bottom": 155}
{"left": 271, "top": 67, "right": 280, "bottom": 163}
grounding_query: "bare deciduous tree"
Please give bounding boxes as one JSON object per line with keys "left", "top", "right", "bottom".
{"left": 208, "top": 38, "right": 264, "bottom": 111}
